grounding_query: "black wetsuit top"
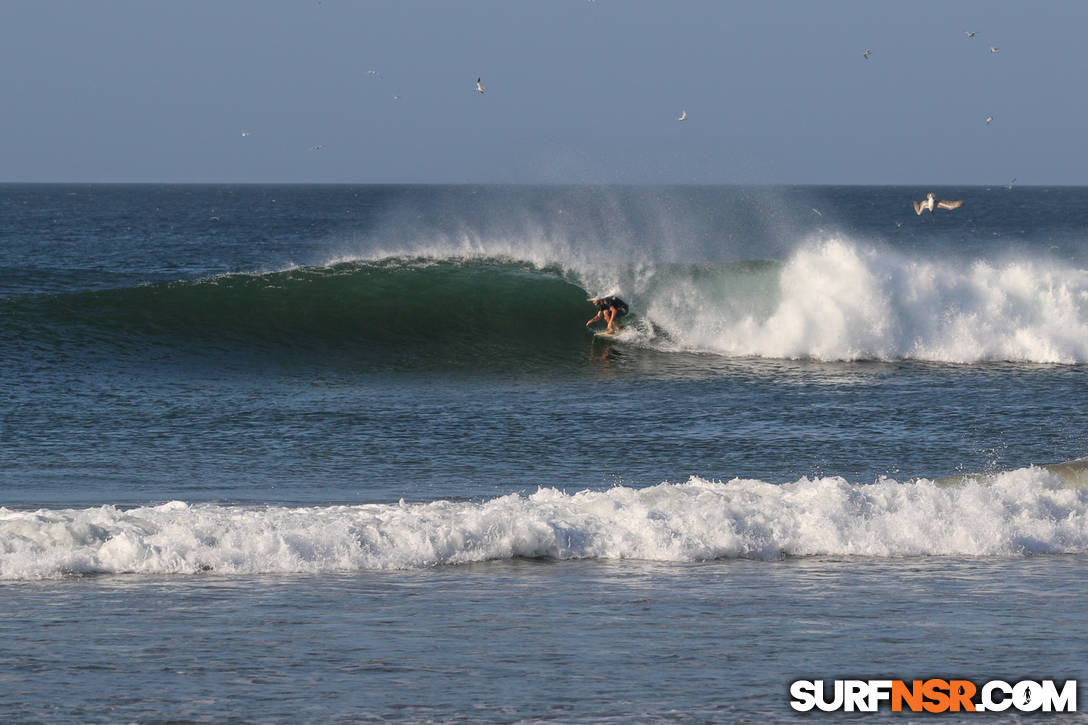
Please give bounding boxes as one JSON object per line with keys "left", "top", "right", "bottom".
{"left": 598, "top": 296, "right": 629, "bottom": 316}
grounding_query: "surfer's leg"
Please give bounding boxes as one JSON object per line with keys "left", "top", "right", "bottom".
{"left": 604, "top": 308, "right": 616, "bottom": 332}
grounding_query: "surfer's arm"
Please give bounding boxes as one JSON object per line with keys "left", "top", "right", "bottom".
{"left": 586, "top": 311, "right": 602, "bottom": 326}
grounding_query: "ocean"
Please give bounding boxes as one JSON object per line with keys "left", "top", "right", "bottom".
{"left": 2, "top": 183, "right": 1087, "bottom": 723}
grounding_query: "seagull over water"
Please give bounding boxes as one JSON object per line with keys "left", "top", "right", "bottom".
{"left": 990, "top": 47, "right": 1000, "bottom": 53}
{"left": 986, "top": 115, "right": 993, "bottom": 124}
{"left": 863, "top": 49, "right": 872, "bottom": 60}
{"left": 965, "top": 31, "right": 976, "bottom": 38}
{"left": 309, "top": 144, "right": 324, "bottom": 152}
{"left": 913, "top": 192, "right": 964, "bottom": 215}
{"left": 475, "top": 77, "right": 485, "bottom": 94}
{"left": 678, "top": 109, "right": 687, "bottom": 121}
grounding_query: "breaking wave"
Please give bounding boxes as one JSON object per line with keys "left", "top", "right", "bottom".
{"left": 5, "top": 237, "right": 1088, "bottom": 366}
{"left": 4, "top": 462, "right": 1088, "bottom": 579}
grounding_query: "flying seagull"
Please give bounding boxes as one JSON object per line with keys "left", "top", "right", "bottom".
{"left": 913, "top": 192, "right": 964, "bottom": 215}
{"left": 1006, "top": 178, "right": 1017, "bottom": 190}
{"left": 990, "top": 47, "right": 999, "bottom": 53}
{"left": 475, "top": 77, "right": 485, "bottom": 94}
{"left": 678, "top": 109, "right": 687, "bottom": 121}
{"left": 986, "top": 116, "right": 993, "bottom": 125}
{"left": 965, "top": 31, "right": 976, "bottom": 38}
{"left": 309, "top": 144, "right": 324, "bottom": 152}
{"left": 863, "top": 49, "right": 872, "bottom": 60}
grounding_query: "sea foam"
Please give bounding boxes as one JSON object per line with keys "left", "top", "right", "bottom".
{"left": 3, "top": 467, "right": 1086, "bottom": 579}
{"left": 627, "top": 238, "right": 1088, "bottom": 363}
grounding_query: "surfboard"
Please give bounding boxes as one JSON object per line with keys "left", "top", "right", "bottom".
{"left": 592, "top": 327, "right": 627, "bottom": 340}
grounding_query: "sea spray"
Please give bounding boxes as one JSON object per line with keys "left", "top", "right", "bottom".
{"left": 629, "top": 238, "right": 1088, "bottom": 363}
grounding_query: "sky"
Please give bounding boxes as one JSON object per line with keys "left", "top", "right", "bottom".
{"left": 2, "top": 0, "right": 1086, "bottom": 185}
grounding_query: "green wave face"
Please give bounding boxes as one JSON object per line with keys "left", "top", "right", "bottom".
{"left": 3, "top": 258, "right": 599, "bottom": 370}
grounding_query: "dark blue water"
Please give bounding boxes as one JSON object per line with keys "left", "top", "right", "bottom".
{"left": 2, "top": 184, "right": 1086, "bottom": 721}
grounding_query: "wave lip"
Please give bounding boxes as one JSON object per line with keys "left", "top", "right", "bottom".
{"left": 3, "top": 467, "right": 1087, "bottom": 580}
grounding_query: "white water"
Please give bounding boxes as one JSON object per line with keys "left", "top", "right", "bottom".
{"left": 4, "top": 466, "right": 1087, "bottom": 579}
{"left": 331, "top": 215, "right": 1088, "bottom": 363}
{"left": 630, "top": 238, "right": 1088, "bottom": 363}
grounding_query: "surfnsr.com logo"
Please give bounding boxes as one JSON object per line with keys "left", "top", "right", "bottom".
{"left": 789, "top": 679, "right": 1077, "bottom": 713}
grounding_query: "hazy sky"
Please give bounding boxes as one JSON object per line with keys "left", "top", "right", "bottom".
{"left": 2, "top": 0, "right": 1086, "bottom": 185}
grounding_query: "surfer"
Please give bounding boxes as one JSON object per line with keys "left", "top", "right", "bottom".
{"left": 586, "top": 296, "right": 629, "bottom": 334}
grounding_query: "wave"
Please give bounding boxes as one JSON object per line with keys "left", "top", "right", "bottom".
{"left": 629, "top": 238, "right": 1088, "bottom": 363}
{"left": 6, "top": 237, "right": 1088, "bottom": 365}
{"left": 4, "top": 462, "right": 1088, "bottom": 579}
{"left": 1, "top": 257, "right": 594, "bottom": 367}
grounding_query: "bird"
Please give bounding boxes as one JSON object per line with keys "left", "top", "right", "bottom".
{"left": 811, "top": 208, "right": 823, "bottom": 217}
{"left": 678, "top": 109, "right": 687, "bottom": 121}
{"left": 366, "top": 69, "right": 382, "bottom": 79}
{"left": 309, "top": 144, "right": 324, "bottom": 152}
{"left": 965, "top": 31, "right": 976, "bottom": 38}
{"left": 475, "top": 77, "right": 485, "bottom": 94}
{"left": 863, "top": 49, "right": 872, "bottom": 60}
{"left": 241, "top": 130, "right": 251, "bottom": 137}
{"left": 990, "top": 47, "right": 1000, "bottom": 53}
{"left": 1006, "top": 178, "right": 1017, "bottom": 190}
{"left": 914, "top": 195, "right": 935, "bottom": 214}
{"left": 913, "top": 192, "right": 964, "bottom": 215}
{"left": 986, "top": 116, "right": 993, "bottom": 125}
